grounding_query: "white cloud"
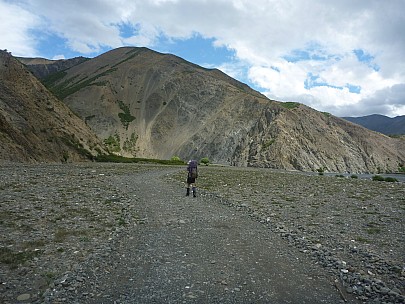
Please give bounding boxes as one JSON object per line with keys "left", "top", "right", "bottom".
{"left": 0, "top": 0, "right": 404, "bottom": 117}
{"left": 52, "top": 54, "right": 66, "bottom": 60}
{"left": 0, "top": 1, "right": 41, "bottom": 57}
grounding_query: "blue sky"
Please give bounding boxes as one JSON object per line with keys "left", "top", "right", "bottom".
{"left": 1, "top": 0, "right": 405, "bottom": 117}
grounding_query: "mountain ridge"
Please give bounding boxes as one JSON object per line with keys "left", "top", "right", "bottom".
{"left": 342, "top": 114, "right": 405, "bottom": 135}
{"left": 30, "top": 46, "right": 404, "bottom": 173}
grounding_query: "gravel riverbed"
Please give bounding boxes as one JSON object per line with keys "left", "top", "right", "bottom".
{"left": 0, "top": 163, "right": 404, "bottom": 303}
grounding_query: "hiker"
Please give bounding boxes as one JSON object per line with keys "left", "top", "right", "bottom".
{"left": 186, "top": 160, "right": 198, "bottom": 197}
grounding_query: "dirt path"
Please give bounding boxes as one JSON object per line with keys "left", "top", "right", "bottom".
{"left": 45, "top": 167, "right": 355, "bottom": 303}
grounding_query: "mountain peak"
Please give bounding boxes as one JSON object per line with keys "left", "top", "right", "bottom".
{"left": 8, "top": 48, "right": 405, "bottom": 173}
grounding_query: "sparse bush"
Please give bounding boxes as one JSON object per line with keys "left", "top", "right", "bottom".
{"left": 104, "top": 134, "right": 121, "bottom": 153}
{"left": 263, "top": 139, "right": 275, "bottom": 149}
{"left": 372, "top": 175, "right": 385, "bottom": 181}
{"left": 372, "top": 175, "right": 398, "bottom": 182}
{"left": 350, "top": 174, "right": 358, "bottom": 179}
{"left": 171, "top": 156, "right": 181, "bottom": 162}
{"left": 117, "top": 101, "right": 135, "bottom": 129}
{"left": 335, "top": 174, "right": 345, "bottom": 178}
{"left": 200, "top": 157, "right": 210, "bottom": 166}
{"left": 316, "top": 167, "right": 326, "bottom": 175}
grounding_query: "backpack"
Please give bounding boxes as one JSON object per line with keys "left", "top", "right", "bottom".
{"left": 188, "top": 160, "right": 198, "bottom": 178}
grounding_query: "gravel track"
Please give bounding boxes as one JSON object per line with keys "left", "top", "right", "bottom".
{"left": 1, "top": 163, "right": 404, "bottom": 303}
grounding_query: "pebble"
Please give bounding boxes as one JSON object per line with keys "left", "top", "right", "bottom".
{"left": 1, "top": 164, "right": 404, "bottom": 304}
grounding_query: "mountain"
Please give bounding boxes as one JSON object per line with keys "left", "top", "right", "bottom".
{"left": 342, "top": 114, "right": 405, "bottom": 135}
{"left": 17, "top": 56, "right": 89, "bottom": 79}
{"left": 22, "top": 47, "right": 405, "bottom": 173}
{"left": 0, "top": 50, "right": 106, "bottom": 163}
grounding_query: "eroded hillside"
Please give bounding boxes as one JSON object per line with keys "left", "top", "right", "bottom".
{"left": 0, "top": 50, "right": 106, "bottom": 163}
{"left": 35, "top": 47, "right": 405, "bottom": 173}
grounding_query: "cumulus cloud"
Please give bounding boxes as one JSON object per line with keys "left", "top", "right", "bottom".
{"left": 0, "top": 0, "right": 404, "bottom": 117}
{"left": 0, "top": 1, "right": 41, "bottom": 57}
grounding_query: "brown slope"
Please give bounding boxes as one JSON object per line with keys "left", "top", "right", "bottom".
{"left": 0, "top": 50, "right": 106, "bottom": 163}
{"left": 44, "top": 47, "right": 405, "bottom": 173}
{"left": 233, "top": 104, "right": 405, "bottom": 173}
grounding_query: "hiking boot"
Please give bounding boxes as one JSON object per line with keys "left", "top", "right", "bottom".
{"left": 192, "top": 187, "right": 196, "bottom": 197}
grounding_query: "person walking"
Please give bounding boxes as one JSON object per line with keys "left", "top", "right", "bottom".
{"left": 186, "top": 160, "right": 198, "bottom": 197}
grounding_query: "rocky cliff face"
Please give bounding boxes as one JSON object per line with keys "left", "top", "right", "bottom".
{"left": 35, "top": 47, "right": 405, "bottom": 173}
{"left": 0, "top": 51, "right": 106, "bottom": 163}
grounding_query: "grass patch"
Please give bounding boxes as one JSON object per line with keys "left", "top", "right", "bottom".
{"left": 355, "top": 237, "right": 369, "bottom": 243}
{"left": 280, "top": 102, "right": 300, "bottom": 109}
{"left": 0, "top": 247, "right": 41, "bottom": 269}
{"left": 95, "top": 154, "right": 185, "bottom": 165}
{"left": 366, "top": 227, "right": 381, "bottom": 234}
{"left": 54, "top": 228, "right": 88, "bottom": 243}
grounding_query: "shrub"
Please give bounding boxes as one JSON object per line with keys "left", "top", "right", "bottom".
{"left": 350, "top": 174, "right": 358, "bottom": 179}
{"left": 200, "top": 157, "right": 210, "bottom": 166}
{"left": 263, "top": 139, "right": 275, "bottom": 149}
{"left": 372, "top": 175, "right": 385, "bottom": 181}
{"left": 117, "top": 101, "right": 135, "bottom": 129}
{"left": 316, "top": 167, "right": 326, "bottom": 175}
{"left": 171, "top": 156, "right": 181, "bottom": 162}
{"left": 104, "top": 134, "right": 121, "bottom": 153}
{"left": 384, "top": 177, "right": 398, "bottom": 183}
{"left": 372, "top": 175, "right": 398, "bottom": 182}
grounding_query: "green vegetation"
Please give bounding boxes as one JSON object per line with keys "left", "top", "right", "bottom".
{"left": 45, "top": 67, "right": 117, "bottom": 99}
{"left": 123, "top": 133, "right": 138, "bottom": 154}
{"left": 0, "top": 247, "right": 41, "bottom": 269}
{"left": 112, "top": 48, "right": 144, "bottom": 68}
{"left": 171, "top": 156, "right": 181, "bottom": 162}
{"left": 384, "top": 177, "right": 399, "bottom": 182}
{"left": 104, "top": 134, "right": 121, "bottom": 153}
{"left": 263, "top": 139, "right": 275, "bottom": 149}
{"left": 372, "top": 175, "right": 385, "bottom": 181}
{"left": 61, "top": 135, "right": 93, "bottom": 160}
{"left": 54, "top": 228, "right": 87, "bottom": 243}
{"left": 372, "top": 175, "right": 398, "bottom": 182}
{"left": 117, "top": 100, "right": 135, "bottom": 129}
{"left": 280, "top": 102, "right": 300, "bottom": 109}
{"left": 350, "top": 174, "right": 358, "bottom": 179}
{"left": 95, "top": 154, "right": 185, "bottom": 165}
{"left": 316, "top": 167, "right": 326, "bottom": 175}
{"left": 366, "top": 227, "right": 381, "bottom": 235}
{"left": 200, "top": 157, "right": 210, "bottom": 166}
{"left": 398, "top": 166, "right": 405, "bottom": 173}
